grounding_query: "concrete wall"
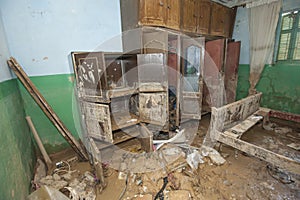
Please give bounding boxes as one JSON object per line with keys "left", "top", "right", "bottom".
{"left": 0, "top": 0, "right": 122, "bottom": 76}
{"left": 233, "top": 0, "right": 300, "bottom": 114}
{"left": 0, "top": 10, "right": 35, "bottom": 199}
{"left": 0, "top": 0, "right": 123, "bottom": 151}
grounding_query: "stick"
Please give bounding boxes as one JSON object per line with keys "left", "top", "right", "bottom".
{"left": 26, "top": 116, "right": 52, "bottom": 166}
{"left": 7, "top": 57, "right": 88, "bottom": 160}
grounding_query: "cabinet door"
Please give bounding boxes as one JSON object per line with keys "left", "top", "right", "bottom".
{"left": 82, "top": 102, "right": 113, "bottom": 143}
{"left": 137, "top": 53, "right": 168, "bottom": 92}
{"left": 165, "top": 0, "right": 180, "bottom": 30}
{"left": 139, "top": 0, "right": 166, "bottom": 27}
{"left": 224, "top": 41, "right": 240, "bottom": 104}
{"left": 139, "top": 92, "right": 168, "bottom": 128}
{"left": 142, "top": 29, "right": 168, "bottom": 53}
{"left": 203, "top": 39, "right": 226, "bottom": 110}
{"left": 210, "top": 3, "right": 227, "bottom": 37}
{"left": 72, "top": 52, "right": 108, "bottom": 102}
{"left": 181, "top": 37, "right": 205, "bottom": 119}
{"left": 181, "top": 0, "right": 197, "bottom": 33}
{"left": 196, "top": 0, "right": 211, "bottom": 34}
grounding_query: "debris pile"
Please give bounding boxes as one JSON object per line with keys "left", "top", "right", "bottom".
{"left": 30, "top": 157, "right": 98, "bottom": 200}
{"left": 111, "top": 144, "right": 226, "bottom": 199}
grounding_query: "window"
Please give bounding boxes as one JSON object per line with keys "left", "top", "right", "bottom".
{"left": 277, "top": 10, "right": 300, "bottom": 61}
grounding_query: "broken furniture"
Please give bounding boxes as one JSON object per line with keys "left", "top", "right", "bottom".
{"left": 72, "top": 52, "right": 152, "bottom": 146}
{"left": 120, "top": 0, "right": 236, "bottom": 38}
{"left": 203, "top": 92, "right": 300, "bottom": 174}
{"left": 7, "top": 57, "right": 88, "bottom": 161}
{"left": 123, "top": 27, "right": 206, "bottom": 127}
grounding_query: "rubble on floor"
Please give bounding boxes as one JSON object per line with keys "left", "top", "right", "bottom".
{"left": 29, "top": 116, "right": 300, "bottom": 199}
{"left": 30, "top": 156, "right": 98, "bottom": 200}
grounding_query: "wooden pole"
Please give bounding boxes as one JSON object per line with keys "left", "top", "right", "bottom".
{"left": 26, "top": 116, "right": 52, "bottom": 167}
{"left": 7, "top": 57, "right": 88, "bottom": 160}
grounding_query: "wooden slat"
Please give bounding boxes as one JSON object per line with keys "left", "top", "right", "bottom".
{"left": 217, "top": 131, "right": 300, "bottom": 175}
{"left": 111, "top": 113, "right": 139, "bottom": 131}
{"left": 224, "top": 112, "right": 263, "bottom": 138}
{"left": 93, "top": 127, "right": 140, "bottom": 150}
{"left": 7, "top": 57, "right": 88, "bottom": 160}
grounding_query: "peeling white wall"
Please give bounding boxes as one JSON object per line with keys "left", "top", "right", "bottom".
{"left": 0, "top": 0, "right": 123, "bottom": 76}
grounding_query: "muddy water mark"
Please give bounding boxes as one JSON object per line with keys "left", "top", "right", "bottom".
{"left": 71, "top": 28, "right": 227, "bottom": 173}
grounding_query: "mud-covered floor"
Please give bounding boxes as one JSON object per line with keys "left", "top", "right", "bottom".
{"left": 45, "top": 115, "right": 300, "bottom": 200}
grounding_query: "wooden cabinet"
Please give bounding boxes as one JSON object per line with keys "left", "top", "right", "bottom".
{"left": 72, "top": 52, "right": 138, "bottom": 102}
{"left": 210, "top": 2, "right": 236, "bottom": 37}
{"left": 139, "top": 0, "right": 166, "bottom": 27}
{"left": 120, "top": 0, "right": 236, "bottom": 38}
{"left": 210, "top": 3, "right": 226, "bottom": 36}
{"left": 196, "top": 0, "right": 212, "bottom": 34}
{"left": 137, "top": 53, "right": 169, "bottom": 130}
{"left": 181, "top": 0, "right": 197, "bottom": 33}
{"left": 72, "top": 51, "right": 170, "bottom": 142}
{"left": 120, "top": 0, "right": 181, "bottom": 31}
{"left": 181, "top": 0, "right": 212, "bottom": 35}
{"left": 165, "top": 0, "right": 181, "bottom": 30}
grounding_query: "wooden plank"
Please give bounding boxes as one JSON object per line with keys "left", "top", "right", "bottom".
{"left": 175, "top": 34, "right": 181, "bottom": 126}
{"left": 270, "top": 110, "right": 300, "bottom": 123}
{"left": 217, "top": 92, "right": 262, "bottom": 127}
{"left": 217, "top": 131, "right": 300, "bottom": 175}
{"left": 224, "top": 113, "right": 263, "bottom": 138}
{"left": 89, "top": 138, "right": 105, "bottom": 186}
{"left": 139, "top": 123, "right": 154, "bottom": 152}
{"left": 111, "top": 113, "right": 139, "bottom": 131}
{"left": 7, "top": 57, "right": 88, "bottom": 160}
{"left": 93, "top": 127, "right": 140, "bottom": 150}
{"left": 26, "top": 116, "right": 52, "bottom": 167}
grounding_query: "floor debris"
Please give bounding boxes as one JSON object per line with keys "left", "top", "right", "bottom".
{"left": 29, "top": 115, "right": 300, "bottom": 199}
{"left": 287, "top": 143, "right": 300, "bottom": 151}
{"left": 27, "top": 185, "right": 70, "bottom": 200}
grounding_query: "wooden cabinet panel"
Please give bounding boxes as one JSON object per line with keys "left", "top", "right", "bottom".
{"left": 165, "top": 0, "right": 180, "bottom": 30}
{"left": 196, "top": 0, "right": 211, "bottom": 34}
{"left": 72, "top": 52, "right": 108, "bottom": 102}
{"left": 82, "top": 102, "right": 113, "bottom": 142}
{"left": 181, "top": 0, "right": 197, "bottom": 33}
{"left": 224, "top": 41, "right": 240, "bottom": 103}
{"left": 224, "top": 7, "right": 236, "bottom": 38}
{"left": 142, "top": 30, "right": 168, "bottom": 53}
{"left": 139, "top": 92, "right": 168, "bottom": 127}
{"left": 181, "top": 37, "right": 205, "bottom": 119}
{"left": 139, "top": 0, "right": 166, "bottom": 26}
{"left": 210, "top": 3, "right": 227, "bottom": 36}
{"left": 203, "top": 39, "right": 226, "bottom": 111}
{"left": 137, "top": 53, "right": 168, "bottom": 92}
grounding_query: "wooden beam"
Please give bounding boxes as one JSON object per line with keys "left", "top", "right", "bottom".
{"left": 270, "top": 110, "right": 300, "bottom": 123}
{"left": 217, "top": 131, "right": 300, "bottom": 175}
{"left": 26, "top": 116, "right": 52, "bottom": 167}
{"left": 7, "top": 57, "right": 88, "bottom": 160}
{"left": 224, "top": 111, "right": 263, "bottom": 138}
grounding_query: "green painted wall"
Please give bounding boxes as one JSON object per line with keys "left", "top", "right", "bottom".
{"left": 0, "top": 79, "right": 36, "bottom": 199}
{"left": 236, "top": 63, "right": 300, "bottom": 114}
{"left": 18, "top": 74, "right": 81, "bottom": 153}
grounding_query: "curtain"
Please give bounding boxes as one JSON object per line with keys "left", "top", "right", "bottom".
{"left": 248, "top": 0, "right": 282, "bottom": 95}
